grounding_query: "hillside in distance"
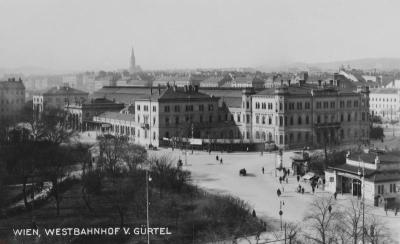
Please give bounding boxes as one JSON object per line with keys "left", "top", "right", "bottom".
{"left": 258, "top": 58, "right": 400, "bottom": 72}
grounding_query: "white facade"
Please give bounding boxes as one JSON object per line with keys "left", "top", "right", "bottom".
{"left": 369, "top": 89, "right": 400, "bottom": 121}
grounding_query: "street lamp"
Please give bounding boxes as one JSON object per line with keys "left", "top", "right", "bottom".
{"left": 146, "top": 169, "right": 152, "bottom": 244}
{"left": 279, "top": 200, "right": 284, "bottom": 231}
{"left": 140, "top": 162, "right": 152, "bottom": 244}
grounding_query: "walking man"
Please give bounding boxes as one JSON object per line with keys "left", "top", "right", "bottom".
{"left": 334, "top": 192, "right": 337, "bottom": 200}
{"left": 262, "top": 167, "right": 264, "bottom": 174}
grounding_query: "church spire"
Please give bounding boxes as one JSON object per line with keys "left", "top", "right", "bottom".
{"left": 130, "top": 46, "right": 136, "bottom": 68}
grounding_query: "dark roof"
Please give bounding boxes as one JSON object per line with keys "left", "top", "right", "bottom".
{"left": 348, "top": 151, "right": 400, "bottom": 164}
{"left": 157, "top": 87, "right": 215, "bottom": 101}
{"left": 44, "top": 86, "right": 88, "bottom": 96}
{"left": 221, "top": 97, "right": 242, "bottom": 108}
{"left": 96, "top": 112, "right": 135, "bottom": 121}
{"left": 0, "top": 80, "right": 25, "bottom": 89}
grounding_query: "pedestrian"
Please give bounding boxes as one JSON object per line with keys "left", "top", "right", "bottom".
{"left": 334, "top": 192, "right": 337, "bottom": 200}
{"left": 277, "top": 189, "right": 281, "bottom": 197}
{"left": 395, "top": 207, "right": 398, "bottom": 216}
{"left": 262, "top": 167, "right": 264, "bottom": 174}
{"left": 220, "top": 158, "right": 223, "bottom": 164}
{"left": 297, "top": 175, "right": 300, "bottom": 182}
{"left": 301, "top": 187, "right": 305, "bottom": 194}
{"left": 216, "top": 155, "right": 219, "bottom": 161}
{"left": 252, "top": 209, "right": 257, "bottom": 218}
{"left": 288, "top": 169, "right": 290, "bottom": 175}
{"left": 279, "top": 176, "right": 282, "bottom": 184}
{"left": 312, "top": 186, "right": 315, "bottom": 194}
{"left": 285, "top": 177, "right": 288, "bottom": 184}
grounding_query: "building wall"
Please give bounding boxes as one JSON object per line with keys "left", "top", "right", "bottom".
{"left": 0, "top": 79, "right": 25, "bottom": 121}
{"left": 369, "top": 91, "right": 399, "bottom": 121}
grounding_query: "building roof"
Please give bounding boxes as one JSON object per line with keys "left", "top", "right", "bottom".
{"left": 0, "top": 79, "right": 25, "bottom": 89}
{"left": 96, "top": 111, "right": 135, "bottom": 121}
{"left": 348, "top": 151, "right": 400, "bottom": 165}
{"left": 220, "top": 97, "right": 242, "bottom": 108}
{"left": 147, "top": 86, "right": 216, "bottom": 101}
{"left": 44, "top": 86, "right": 88, "bottom": 96}
{"left": 200, "top": 76, "right": 224, "bottom": 85}
{"left": 370, "top": 88, "right": 398, "bottom": 94}
{"left": 329, "top": 164, "right": 400, "bottom": 183}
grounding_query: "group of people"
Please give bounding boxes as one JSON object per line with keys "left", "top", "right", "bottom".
{"left": 216, "top": 155, "right": 223, "bottom": 164}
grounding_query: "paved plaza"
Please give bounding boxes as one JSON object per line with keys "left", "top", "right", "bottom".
{"left": 151, "top": 148, "right": 400, "bottom": 242}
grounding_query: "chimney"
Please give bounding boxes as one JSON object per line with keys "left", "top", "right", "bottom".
{"left": 318, "top": 80, "right": 322, "bottom": 87}
{"left": 375, "top": 155, "right": 380, "bottom": 169}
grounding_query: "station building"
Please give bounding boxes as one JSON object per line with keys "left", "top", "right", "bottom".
{"left": 325, "top": 151, "right": 400, "bottom": 208}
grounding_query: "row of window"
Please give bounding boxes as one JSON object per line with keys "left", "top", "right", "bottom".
{"left": 164, "top": 113, "right": 229, "bottom": 125}
{"left": 0, "top": 99, "right": 24, "bottom": 104}
{"left": 137, "top": 105, "right": 157, "bottom": 112}
{"left": 255, "top": 100, "right": 362, "bottom": 111}
{"left": 371, "top": 97, "right": 397, "bottom": 102}
{"left": 163, "top": 104, "right": 214, "bottom": 113}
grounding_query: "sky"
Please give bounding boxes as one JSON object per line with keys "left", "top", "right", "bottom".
{"left": 1, "top": 0, "right": 400, "bottom": 71}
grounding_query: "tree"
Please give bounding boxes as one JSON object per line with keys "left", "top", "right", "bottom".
{"left": 0, "top": 127, "right": 37, "bottom": 210}
{"left": 303, "top": 197, "right": 340, "bottom": 244}
{"left": 121, "top": 143, "right": 147, "bottom": 172}
{"left": 370, "top": 126, "right": 385, "bottom": 140}
{"left": 36, "top": 142, "right": 80, "bottom": 216}
{"left": 338, "top": 199, "right": 364, "bottom": 244}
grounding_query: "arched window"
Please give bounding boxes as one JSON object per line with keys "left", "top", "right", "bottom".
{"left": 262, "top": 132, "right": 266, "bottom": 141}
{"left": 268, "top": 132, "right": 273, "bottom": 142}
{"left": 262, "top": 116, "right": 266, "bottom": 124}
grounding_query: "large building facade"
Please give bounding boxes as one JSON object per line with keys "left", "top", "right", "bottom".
{"left": 93, "top": 85, "right": 237, "bottom": 147}
{"left": 0, "top": 78, "right": 25, "bottom": 122}
{"left": 33, "top": 86, "right": 89, "bottom": 114}
{"left": 251, "top": 83, "right": 370, "bottom": 148}
{"left": 90, "top": 80, "right": 370, "bottom": 150}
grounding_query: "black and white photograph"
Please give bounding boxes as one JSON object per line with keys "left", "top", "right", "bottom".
{"left": 1, "top": 0, "right": 400, "bottom": 243}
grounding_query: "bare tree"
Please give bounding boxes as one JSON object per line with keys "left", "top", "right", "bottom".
{"left": 37, "top": 143, "right": 74, "bottom": 216}
{"left": 337, "top": 199, "right": 364, "bottom": 244}
{"left": 303, "top": 196, "right": 340, "bottom": 244}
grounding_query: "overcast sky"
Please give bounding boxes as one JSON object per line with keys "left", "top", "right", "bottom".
{"left": 1, "top": 0, "right": 400, "bottom": 71}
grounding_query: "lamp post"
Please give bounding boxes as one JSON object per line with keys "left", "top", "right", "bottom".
{"left": 358, "top": 162, "right": 366, "bottom": 244}
{"left": 279, "top": 200, "right": 284, "bottom": 231}
{"left": 140, "top": 163, "right": 152, "bottom": 244}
